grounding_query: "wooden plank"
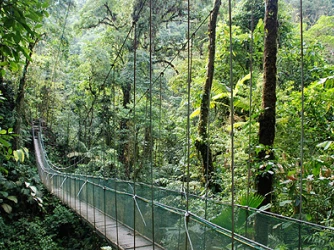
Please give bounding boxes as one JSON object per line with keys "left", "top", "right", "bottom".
{"left": 34, "top": 138, "right": 164, "bottom": 250}
{"left": 51, "top": 188, "right": 163, "bottom": 250}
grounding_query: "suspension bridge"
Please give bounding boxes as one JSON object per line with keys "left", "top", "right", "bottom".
{"left": 31, "top": 0, "right": 334, "bottom": 249}
{"left": 33, "top": 122, "right": 333, "bottom": 249}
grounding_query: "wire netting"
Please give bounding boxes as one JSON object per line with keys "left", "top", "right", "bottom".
{"left": 33, "top": 127, "right": 334, "bottom": 249}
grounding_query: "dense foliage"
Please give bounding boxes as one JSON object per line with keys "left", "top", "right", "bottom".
{"left": 1, "top": 0, "right": 333, "bottom": 248}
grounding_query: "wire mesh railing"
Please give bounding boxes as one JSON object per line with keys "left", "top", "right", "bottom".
{"left": 33, "top": 123, "right": 334, "bottom": 250}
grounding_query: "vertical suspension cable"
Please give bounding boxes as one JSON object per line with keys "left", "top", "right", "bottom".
{"left": 228, "top": 0, "right": 235, "bottom": 248}
{"left": 247, "top": 0, "right": 255, "bottom": 206}
{"left": 246, "top": 0, "right": 255, "bottom": 239}
{"left": 103, "top": 180, "right": 107, "bottom": 242}
{"left": 51, "top": 2, "right": 71, "bottom": 84}
{"left": 185, "top": 0, "right": 194, "bottom": 249}
{"left": 205, "top": 13, "right": 212, "bottom": 218}
{"left": 132, "top": 20, "right": 137, "bottom": 249}
{"left": 158, "top": 72, "right": 163, "bottom": 168}
{"left": 298, "top": 0, "right": 305, "bottom": 249}
{"left": 149, "top": 0, "right": 155, "bottom": 247}
{"left": 112, "top": 69, "right": 120, "bottom": 249}
{"left": 202, "top": 27, "right": 210, "bottom": 246}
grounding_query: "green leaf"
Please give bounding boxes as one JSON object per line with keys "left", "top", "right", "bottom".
{"left": 10, "top": 61, "right": 19, "bottom": 71}
{"left": 0, "top": 191, "right": 9, "bottom": 198}
{"left": 14, "top": 31, "right": 22, "bottom": 43}
{"left": 30, "top": 185, "right": 37, "bottom": 195}
{"left": 190, "top": 103, "right": 215, "bottom": 119}
{"left": 27, "top": 12, "right": 42, "bottom": 22}
{"left": 0, "top": 138, "right": 11, "bottom": 147}
{"left": 14, "top": 149, "right": 25, "bottom": 162}
{"left": 233, "top": 121, "right": 247, "bottom": 129}
{"left": 190, "top": 107, "right": 200, "bottom": 118}
{"left": 7, "top": 196, "right": 18, "bottom": 203}
{"left": 212, "top": 92, "right": 229, "bottom": 100}
{"left": 258, "top": 203, "right": 271, "bottom": 211}
{"left": 234, "top": 73, "right": 251, "bottom": 96}
{"left": 1, "top": 203, "right": 12, "bottom": 213}
{"left": 23, "top": 147, "right": 29, "bottom": 158}
{"left": 238, "top": 193, "right": 264, "bottom": 208}
{"left": 2, "top": 45, "right": 12, "bottom": 57}
{"left": 279, "top": 200, "right": 292, "bottom": 207}
{"left": 316, "top": 141, "right": 333, "bottom": 150}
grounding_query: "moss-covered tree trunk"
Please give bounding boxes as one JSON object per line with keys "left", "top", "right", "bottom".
{"left": 14, "top": 41, "right": 36, "bottom": 150}
{"left": 255, "top": 0, "right": 278, "bottom": 245}
{"left": 195, "top": 0, "right": 221, "bottom": 190}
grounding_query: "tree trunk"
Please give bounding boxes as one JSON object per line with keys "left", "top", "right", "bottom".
{"left": 118, "top": 82, "right": 131, "bottom": 179}
{"left": 14, "top": 41, "right": 36, "bottom": 150}
{"left": 195, "top": 0, "right": 221, "bottom": 190}
{"left": 255, "top": 0, "right": 278, "bottom": 245}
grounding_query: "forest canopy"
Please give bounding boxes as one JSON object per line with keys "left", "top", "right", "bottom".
{"left": 0, "top": 0, "right": 333, "bottom": 248}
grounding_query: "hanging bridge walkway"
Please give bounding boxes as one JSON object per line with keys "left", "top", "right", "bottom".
{"left": 33, "top": 124, "right": 334, "bottom": 249}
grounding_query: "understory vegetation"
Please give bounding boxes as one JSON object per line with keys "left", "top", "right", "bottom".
{"left": 1, "top": 0, "right": 333, "bottom": 248}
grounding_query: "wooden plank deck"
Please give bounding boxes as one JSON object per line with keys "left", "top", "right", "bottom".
{"left": 34, "top": 136, "right": 163, "bottom": 250}
{"left": 53, "top": 189, "right": 162, "bottom": 250}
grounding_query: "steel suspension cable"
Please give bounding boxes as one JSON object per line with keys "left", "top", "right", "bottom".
{"left": 228, "top": 0, "right": 236, "bottom": 248}
{"left": 152, "top": 11, "right": 212, "bottom": 83}
{"left": 102, "top": 0, "right": 148, "bottom": 86}
{"left": 298, "top": 0, "right": 305, "bottom": 249}
{"left": 132, "top": 11, "right": 212, "bottom": 110}
{"left": 185, "top": 0, "right": 194, "bottom": 249}
{"left": 157, "top": 72, "right": 163, "bottom": 168}
{"left": 247, "top": 0, "right": 255, "bottom": 207}
{"left": 102, "top": 25, "right": 134, "bottom": 86}
{"left": 149, "top": 0, "right": 155, "bottom": 247}
{"left": 112, "top": 70, "right": 120, "bottom": 249}
{"left": 246, "top": 0, "right": 255, "bottom": 239}
{"left": 132, "top": 20, "right": 138, "bottom": 249}
{"left": 51, "top": 1, "right": 71, "bottom": 84}
{"left": 203, "top": 8, "right": 214, "bottom": 250}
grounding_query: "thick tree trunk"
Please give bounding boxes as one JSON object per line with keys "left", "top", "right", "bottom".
{"left": 14, "top": 41, "right": 36, "bottom": 150}
{"left": 255, "top": 0, "right": 278, "bottom": 245}
{"left": 195, "top": 0, "right": 221, "bottom": 190}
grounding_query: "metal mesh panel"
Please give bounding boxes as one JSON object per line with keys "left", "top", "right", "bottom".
{"left": 33, "top": 128, "right": 334, "bottom": 249}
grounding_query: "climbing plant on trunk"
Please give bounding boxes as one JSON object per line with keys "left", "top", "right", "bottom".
{"left": 255, "top": 0, "right": 278, "bottom": 245}
{"left": 14, "top": 40, "right": 38, "bottom": 150}
{"left": 195, "top": 0, "right": 221, "bottom": 190}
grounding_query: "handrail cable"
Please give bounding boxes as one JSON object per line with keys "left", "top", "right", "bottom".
{"left": 38, "top": 126, "right": 334, "bottom": 232}
{"left": 37, "top": 167, "right": 275, "bottom": 249}
{"left": 36, "top": 125, "right": 334, "bottom": 233}
{"left": 34, "top": 122, "right": 334, "bottom": 250}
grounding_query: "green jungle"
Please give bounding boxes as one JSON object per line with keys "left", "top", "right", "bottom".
{"left": 0, "top": 0, "right": 333, "bottom": 249}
